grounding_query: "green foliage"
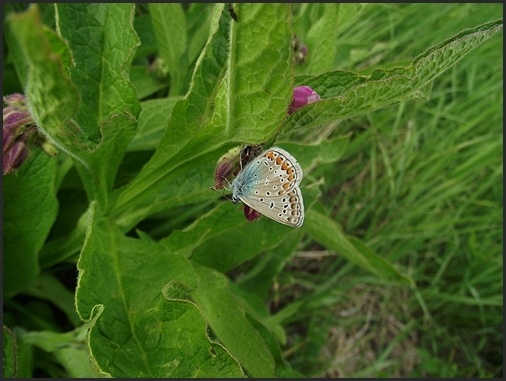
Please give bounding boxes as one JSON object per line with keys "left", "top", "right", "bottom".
{"left": 3, "top": 327, "right": 16, "bottom": 378}
{"left": 3, "top": 3, "right": 502, "bottom": 378}
{"left": 4, "top": 152, "right": 58, "bottom": 298}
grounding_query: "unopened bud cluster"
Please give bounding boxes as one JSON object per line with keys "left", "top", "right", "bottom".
{"left": 3, "top": 93, "right": 57, "bottom": 175}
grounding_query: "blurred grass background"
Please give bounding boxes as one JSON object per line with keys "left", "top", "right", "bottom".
{"left": 281, "top": 3, "right": 502, "bottom": 377}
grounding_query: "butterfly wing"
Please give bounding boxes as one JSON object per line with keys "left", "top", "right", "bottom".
{"left": 233, "top": 147, "right": 304, "bottom": 227}
{"left": 240, "top": 184, "right": 304, "bottom": 227}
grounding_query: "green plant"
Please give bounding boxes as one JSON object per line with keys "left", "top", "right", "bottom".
{"left": 3, "top": 3, "right": 502, "bottom": 377}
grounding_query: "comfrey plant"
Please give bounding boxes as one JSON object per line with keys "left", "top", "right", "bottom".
{"left": 3, "top": 3, "right": 501, "bottom": 378}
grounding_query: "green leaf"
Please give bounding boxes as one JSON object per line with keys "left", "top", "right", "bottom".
{"left": 129, "top": 65, "right": 168, "bottom": 100}
{"left": 412, "top": 18, "right": 503, "bottom": 82}
{"left": 305, "top": 4, "right": 340, "bottom": 75}
{"left": 191, "top": 265, "right": 275, "bottom": 377}
{"left": 3, "top": 152, "right": 58, "bottom": 298}
{"left": 248, "top": 320, "right": 304, "bottom": 378}
{"left": 160, "top": 184, "right": 319, "bottom": 273}
{"left": 225, "top": 4, "right": 293, "bottom": 143}
{"left": 228, "top": 284, "right": 289, "bottom": 345}
{"left": 3, "top": 14, "right": 28, "bottom": 86}
{"left": 39, "top": 207, "right": 90, "bottom": 270}
{"left": 113, "top": 4, "right": 293, "bottom": 228}
{"left": 305, "top": 209, "right": 415, "bottom": 286}
{"left": 186, "top": 4, "right": 215, "bottom": 67}
{"left": 7, "top": 5, "right": 83, "bottom": 165}
{"left": 75, "top": 206, "right": 243, "bottom": 377}
{"left": 55, "top": 4, "right": 141, "bottom": 203}
{"left": 133, "top": 13, "right": 158, "bottom": 58}
{"left": 162, "top": 202, "right": 302, "bottom": 272}
{"left": 235, "top": 234, "right": 304, "bottom": 301}
{"left": 3, "top": 326, "right": 16, "bottom": 378}
{"left": 7, "top": 328, "right": 33, "bottom": 378}
{"left": 25, "top": 272, "right": 81, "bottom": 327}
{"left": 149, "top": 4, "right": 187, "bottom": 96}
{"left": 112, "top": 4, "right": 230, "bottom": 223}
{"left": 18, "top": 325, "right": 95, "bottom": 378}
{"left": 335, "top": 3, "right": 366, "bottom": 30}
{"left": 274, "top": 135, "right": 352, "bottom": 169}
{"left": 284, "top": 18, "right": 503, "bottom": 133}
{"left": 128, "top": 97, "right": 181, "bottom": 152}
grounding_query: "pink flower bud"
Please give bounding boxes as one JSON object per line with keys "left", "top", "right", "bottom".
{"left": 3, "top": 93, "right": 51, "bottom": 175}
{"left": 3, "top": 93, "right": 27, "bottom": 108}
{"left": 243, "top": 204, "right": 261, "bottom": 222}
{"left": 3, "top": 112, "right": 33, "bottom": 154}
{"left": 215, "top": 145, "right": 264, "bottom": 223}
{"left": 214, "top": 145, "right": 263, "bottom": 190}
{"left": 3, "top": 141, "right": 28, "bottom": 175}
{"left": 288, "top": 86, "right": 321, "bottom": 114}
{"left": 214, "top": 146, "right": 242, "bottom": 190}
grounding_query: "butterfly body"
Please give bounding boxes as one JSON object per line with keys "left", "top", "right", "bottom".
{"left": 231, "top": 147, "right": 304, "bottom": 227}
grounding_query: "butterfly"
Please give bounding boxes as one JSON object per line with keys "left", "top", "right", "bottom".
{"left": 231, "top": 146, "right": 304, "bottom": 227}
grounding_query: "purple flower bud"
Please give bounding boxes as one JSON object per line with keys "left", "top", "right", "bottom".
{"left": 3, "top": 93, "right": 39, "bottom": 175}
{"left": 3, "top": 124, "right": 17, "bottom": 155}
{"left": 288, "top": 86, "right": 321, "bottom": 114}
{"left": 214, "top": 145, "right": 263, "bottom": 190}
{"left": 3, "top": 112, "right": 33, "bottom": 153}
{"left": 214, "top": 146, "right": 242, "bottom": 190}
{"left": 3, "top": 110, "right": 32, "bottom": 127}
{"left": 3, "top": 93, "right": 27, "bottom": 107}
{"left": 214, "top": 145, "right": 264, "bottom": 223}
{"left": 3, "top": 141, "right": 28, "bottom": 175}
{"left": 299, "top": 44, "right": 308, "bottom": 57}
{"left": 243, "top": 204, "right": 261, "bottom": 222}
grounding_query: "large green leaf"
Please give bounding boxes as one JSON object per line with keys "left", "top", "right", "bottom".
{"left": 159, "top": 199, "right": 307, "bottom": 273}
{"left": 8, "top": 4, "right": 141, "bottom": 206}
{"left": 113, "top": 4, "right": 293, "bottom": 229}
{"left": 284, "top": 18, "right": 503, "bottom": 132}
{"left": 7, "top": 5, "right": 82, "bottom": 164}
{"left": 191, "top": 265, "right": 275, "bottom": 377}
{"left": 112, "top": 4, "right": 230, "bottom": 223}
{"left": 55, "top": 3, "right": 140, "bottom": 204}
{"left": 75, "top": 205, "right": 244, "bottom": 377}
{"left": 224, "top": 4, "right": 293, "bottom": 143}
{"left": 3, "top": 152, "right": 58, "bottom": 298}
